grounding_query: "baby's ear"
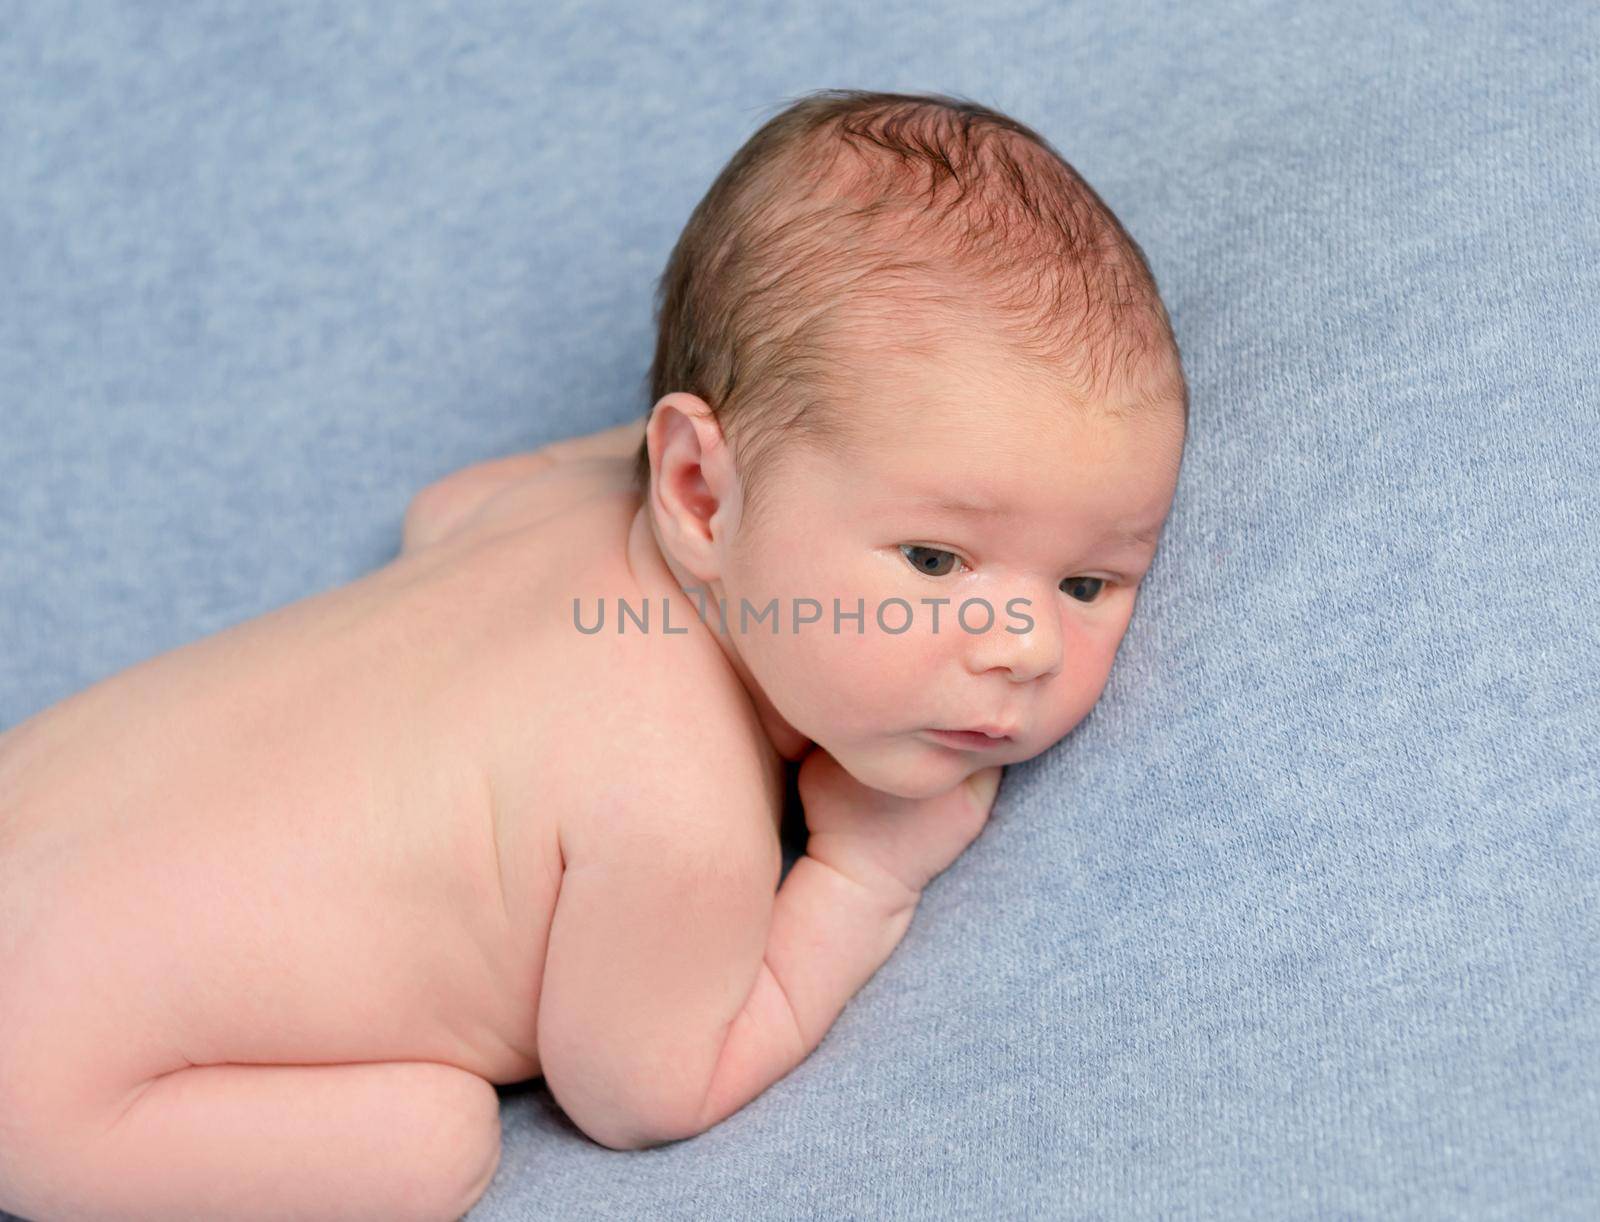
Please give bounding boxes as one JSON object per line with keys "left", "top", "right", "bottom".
{"left": 646, "top": 393, "right": 739, "bottom": 578}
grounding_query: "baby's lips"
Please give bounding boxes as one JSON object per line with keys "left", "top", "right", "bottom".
{"left": 963, "top": 765, "right": 1004, "bottom": 811}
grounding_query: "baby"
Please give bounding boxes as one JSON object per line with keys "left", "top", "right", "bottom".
{"left": 0, "top": 89, "right": 1187, "bottom": 1221}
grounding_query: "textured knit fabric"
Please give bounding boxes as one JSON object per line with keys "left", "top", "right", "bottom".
{"left": 2, "top": 3, "right": 1596, "bottom": 1218}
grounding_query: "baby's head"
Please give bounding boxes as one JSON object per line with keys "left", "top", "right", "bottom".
{"left": 636, "top": 89, "right": 1188, "bottom": 798}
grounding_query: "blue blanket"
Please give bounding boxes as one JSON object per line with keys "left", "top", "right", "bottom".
{"left": 2, "top": 3, "right": 1596, "bottom": 1218}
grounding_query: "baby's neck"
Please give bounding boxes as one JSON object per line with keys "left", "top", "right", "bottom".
{"left": 629, "top": 503, "right": 813, "bottom": 764}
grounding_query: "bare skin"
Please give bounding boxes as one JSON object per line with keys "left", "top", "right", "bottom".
{"left": 0, "top": 330, "right": 1183, "bottom": 1218}
{"left": 0, "top": 417, "right": 786, "bottom": 1220}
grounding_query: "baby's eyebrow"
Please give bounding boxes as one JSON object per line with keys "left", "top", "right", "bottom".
{"left": 906, "top": 492, "right": 1161, "bottom": 549}
{"left": 906, "top": 492, "right": 1010, "bottom": 518}
{"left": 1116, "top": 523, "right": 1162, "bottom": 547}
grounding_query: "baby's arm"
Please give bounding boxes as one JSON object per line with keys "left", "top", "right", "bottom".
{"left": 692, "top": 751, "right": 1001, "bottom": 1137}
{"left": 690, "top": 823, "right": 921, "bottom": 1135}
{"left": 536, "top": 763, "right": 782, "bottom": 1151}
{"left": 536, "top": 742, "right": 999, "bottom": 1151}
{"left": 402, "top": 417, "right": 645, "bottom": 551}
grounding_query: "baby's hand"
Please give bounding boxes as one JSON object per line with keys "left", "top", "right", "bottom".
{"left": 796, "top": 745, "right": 1003, "bottom": 908}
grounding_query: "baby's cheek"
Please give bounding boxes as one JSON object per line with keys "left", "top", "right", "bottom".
{"left": 1050, "top": 644, "right": 1120, "bottom": 729}
{"left": 756, "top": 627, "right": 863, "bottom": 729}
{"left": 827, "top": 628, "right": 935, "bottom": 714}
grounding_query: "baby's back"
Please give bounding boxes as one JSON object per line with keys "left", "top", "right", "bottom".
{"left": 0, "top": 460, "right": 689, "bottom": 1131}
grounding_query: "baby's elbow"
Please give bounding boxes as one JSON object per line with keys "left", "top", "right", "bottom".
{"left": 401, "top": 495, "right": 440, "bottom": 553}
{"left": 571, "top": 1099, "right": 701, "bottom": 1153}
{"left": 400, "top": 475, "right": 487, "bottom": 552}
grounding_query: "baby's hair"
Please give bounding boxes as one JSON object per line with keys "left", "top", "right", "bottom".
{"left": 631, "top": 87, "right": 1188, "bottom": 530}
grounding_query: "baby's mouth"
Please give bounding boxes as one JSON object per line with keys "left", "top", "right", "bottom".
{"left": 923, "top": 728, "right": 1014, "bottom": 750}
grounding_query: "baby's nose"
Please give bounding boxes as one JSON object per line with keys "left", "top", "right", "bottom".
{"left": 963, "top": 590, "right": 1062, "bottom": 683}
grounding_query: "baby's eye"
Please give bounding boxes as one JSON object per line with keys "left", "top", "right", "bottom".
{"left": 1060, "top": 576, "right": 1107, "bottom": 604}
{"left": 900, "top": 544, "right": 961, "bottom": 577}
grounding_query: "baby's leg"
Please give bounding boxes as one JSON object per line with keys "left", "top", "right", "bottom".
{"left": 10, "top": 1059, "right": 502, "bottom": 1222}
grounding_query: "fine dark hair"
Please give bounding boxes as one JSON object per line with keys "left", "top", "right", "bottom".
{"left": 630, "top": 87, "right": 1188, "bottom": 529}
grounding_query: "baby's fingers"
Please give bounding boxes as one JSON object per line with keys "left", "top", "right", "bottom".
{"left": 963, "top": 766, "right": 1004, "bottom": 814}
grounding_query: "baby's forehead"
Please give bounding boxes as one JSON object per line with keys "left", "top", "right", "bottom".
{"left": 845, "top": 363, "right": 1152, "bottom": 447}
{"left": 816, "top": 406, "right": 1178, "bottom": 527}
{"left": 847, "top": 402, "right": 1137, "bottom": 476}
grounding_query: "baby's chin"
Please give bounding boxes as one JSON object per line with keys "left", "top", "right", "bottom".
{"left": 832, "top": 733, "right": 989, "bottom": 800}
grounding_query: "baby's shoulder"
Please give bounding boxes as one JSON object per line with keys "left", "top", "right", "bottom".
{"left": 476, "top": 515, "right": 783, "bottom": 850}
{"left": 567, "top": 587, "right": 784, "bottom": 830}
{"left": 565, "top": 703, "right": 782, "bottom": 895}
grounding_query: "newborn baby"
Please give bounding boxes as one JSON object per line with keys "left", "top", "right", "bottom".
{"left": 0, "top": 89, "right": 1187, "bottom": 1221}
